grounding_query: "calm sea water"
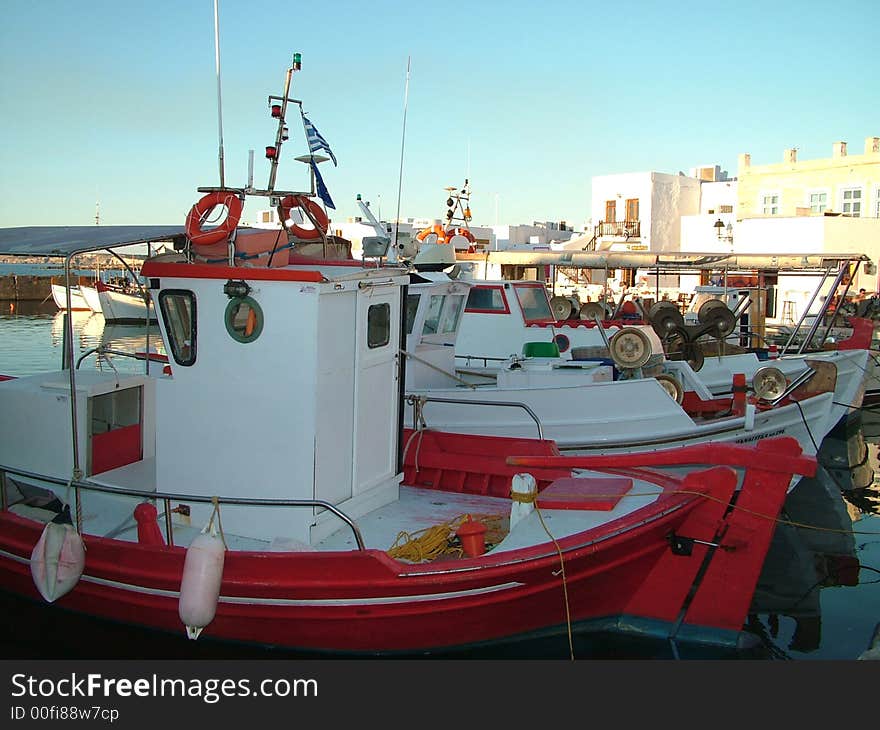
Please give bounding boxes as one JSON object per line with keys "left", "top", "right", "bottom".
{"left": 0, "top": 303, "right": 878, "bottom": 659}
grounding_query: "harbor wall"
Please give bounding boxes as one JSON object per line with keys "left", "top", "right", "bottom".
{"left": 0, "top": 275, "right": 95, "bottom": 301}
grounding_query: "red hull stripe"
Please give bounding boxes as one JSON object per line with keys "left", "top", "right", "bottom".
{"left": 140, "top": 261, "right": 325, "bottom": 282}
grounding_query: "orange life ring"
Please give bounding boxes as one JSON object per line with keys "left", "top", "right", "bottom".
{"left": 185, "top": 191, "right": 243, "bottom": 246}
{"left": 445, "top": 227, "right": 476, "bottom": 243}
{"left": 416, "top": 223, "right": 448, "bottom": 244}
{"left": 278, "top": 195, "right": 329, "bottom": 240}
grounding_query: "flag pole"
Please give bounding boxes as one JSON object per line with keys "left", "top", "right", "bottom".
{"left": 213, "top": 0, "right": 226, "bottom": 188}
{"left": 393, "top": 56, "right": 411, "bottom": 253}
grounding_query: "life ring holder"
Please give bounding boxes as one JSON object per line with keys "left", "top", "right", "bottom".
{"left": 278, "top": 195, "right": 329, "bottom": 240}
{"left": 185, "top": 191, "right": 244, "bottom": 247}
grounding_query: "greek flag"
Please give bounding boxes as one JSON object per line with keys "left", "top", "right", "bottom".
{"left": 301, "top": 114, "right": 337, "bottom": 166}
{"left": 310, "top": 159, "right": 335, "bottom": 210}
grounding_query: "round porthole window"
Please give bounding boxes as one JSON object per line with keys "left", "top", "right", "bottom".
{"left": 224, "top": 296, "right": 263, "bottom": 343}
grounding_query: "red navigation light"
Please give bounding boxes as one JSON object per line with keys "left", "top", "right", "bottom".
{"left": 270, "top": 104, "right": 282, "bottom": 118}
{"left": 265, "top": 146, "right": 277, "bottom": 160}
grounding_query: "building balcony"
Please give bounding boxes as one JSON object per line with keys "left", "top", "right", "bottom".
{"left": 596, "top": 220, "right": 640, "bottom": 239}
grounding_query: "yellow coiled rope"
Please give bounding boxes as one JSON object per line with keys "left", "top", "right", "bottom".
{"left": 387, "top": 513, "right": 506, "bottom": 563}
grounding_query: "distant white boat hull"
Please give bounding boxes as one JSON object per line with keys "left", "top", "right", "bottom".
{"left": 50, "top": 283, "right": 90, "bottom": 311}
{"left": 97, "top": 284, "right": 156, "bottom": 323}
{"left": 79, "top": 285, "right": 103, "bottom": 314}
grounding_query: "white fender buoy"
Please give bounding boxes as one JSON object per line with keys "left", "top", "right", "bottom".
{"left": 178, "top": 530, "right": 225, "bottom": 640}
{"left": 30, "top": 521, "right": 85, "bottom": 603}
{"left": 510, "top": 473, "right": 537, "bottom": 530}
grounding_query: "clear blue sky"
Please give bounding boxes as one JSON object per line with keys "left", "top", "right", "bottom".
{"left": 0, "top": 0, "right": 877, "bottom": 231}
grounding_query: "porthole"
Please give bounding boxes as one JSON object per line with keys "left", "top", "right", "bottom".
{"left": 224, "top": 296, "right": 264, "bottom": 343}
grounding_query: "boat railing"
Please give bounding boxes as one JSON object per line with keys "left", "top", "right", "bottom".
{"left": 0, "top": 463, "right": 366, "bottom": 551}
{"left": 76, "top": 345, "right": 160, "bottom": 372}
{"left": 405, "top": 394, "right": 544, "bottom": 440}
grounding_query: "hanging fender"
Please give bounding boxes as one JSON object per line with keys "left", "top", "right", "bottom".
{"left": 184, "top": 191, "right": 243, "bottom": 246}
{"left": 178, "top": 530, "right": 226, "bottom": 640}
{"left": 30, "top": 521, "right": 85, "bottom": 603}
{"left": 278, "top": 195, "right": 329, "bottom": 240}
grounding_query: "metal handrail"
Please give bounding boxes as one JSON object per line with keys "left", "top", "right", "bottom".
{"left": 0, "top": 464, "right": 365, "bottom": 551}
{"left": 76, "top": 346, "right": 163, "bottom": 370}
{"left": 405, "top": 394, "right": 545, "bottom": 440}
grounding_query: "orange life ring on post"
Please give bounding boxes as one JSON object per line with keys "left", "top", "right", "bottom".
{"left": 416, "top": 223, "right": 448, "bottom": 243}
{"left": 185, "top": 192, "right": 244, "bottom": 246}
{"left": 445, "top": 227, "right": 476, "bottom": 243}
{"left": 278, "top": 195, "right": 329, "bottom": 240}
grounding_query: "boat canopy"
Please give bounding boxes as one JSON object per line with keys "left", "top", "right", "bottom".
{"left": 477, "top": 250, "right": 869, "bottom": 272}
{"left": 0, "top": 225, "right": 188, "bottom": 257}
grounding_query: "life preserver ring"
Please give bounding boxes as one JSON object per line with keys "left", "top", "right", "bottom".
{"left": 416, "top": 223, "right": 448, "bottom": 244}
{"left": 445, "top": 227, "right": 476, "bottom": 243}
{"left": 278, "top": 195, "right": 329, "bottom": 240}
{"left": 185, "top": 191, "right": 243, "bottom": 246}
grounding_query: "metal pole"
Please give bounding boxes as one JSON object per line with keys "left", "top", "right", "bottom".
{"left": 798, "top": 265, "right": 850, "bottom": 354}
{"left": 780, "top": 269, "right": 830, "bottom": 355}
{"left": 64, "top": 254, "right": 81, "bottom": 482}
{"left": 213, "top": 0, "right": 226, "bottom": 188}
{"left": 268, "top": 59, "right": 296, "bottom": 193}
{"left": 393, "top": 56, "right": 411, "bottom": 253}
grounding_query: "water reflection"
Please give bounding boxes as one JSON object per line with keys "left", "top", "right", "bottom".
{"left": 1, "top": 308, "right": 164, "bottom": 377}
{"left": 748, "top": 412, "right": 880, "bottom": 659}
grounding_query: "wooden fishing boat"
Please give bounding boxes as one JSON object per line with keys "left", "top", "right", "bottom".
{"left": 0, "top": 56, "right": 817, "bottom": 657}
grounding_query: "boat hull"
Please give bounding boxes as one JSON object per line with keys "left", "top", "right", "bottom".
{"left": 0, "top": 446, "right": 795, "bottom": 656}
{"left": 51, "top": 283, "right": 90, "bottom": 311}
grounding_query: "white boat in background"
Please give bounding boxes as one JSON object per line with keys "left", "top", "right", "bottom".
{"left": 50, "top": 283, "right": 90, "bottom": 311}
{"left": 96, "top": 280, "right": 156, "bottom": 323}
{"left": 403, "top": 275, "right": 856, "bottom": 462}
{"left": 80, "top": 285, "right": 102, "bottom": 313}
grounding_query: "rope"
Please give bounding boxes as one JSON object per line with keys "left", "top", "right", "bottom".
{"left": 204, "top": 496, "right": 228, "bottom": 550}
{"left": 386, "top": 513, "right": 505, "bottom": 563}
{"left": 511, "top": 483, "right": 575, "bottom": 660}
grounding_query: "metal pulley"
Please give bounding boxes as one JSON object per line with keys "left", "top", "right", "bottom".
{"left": 654, "top": 373, "right": 684, "bottom": 404}
{"left": 664, "top": 327, "right": 705, "bottom": 372}
{"left": 697, "top": 299, "right": 728, "bottom": 323}
{"left": 609, "top": 327, "right": 653, "bottom": 369}
{"left": 549, "top": 295, "right": 576, "bottom": 320}
{"left": 648, "top": 301, "right": 684, "bottom": 336}
{"left": 752, "top": 366, "right": 788, "bottom": 401}
{"left": 578, "top": 301, "right": 607, "bottom": 321}
{"left": 698, "top": 299, "right": 737, "bottom": 338}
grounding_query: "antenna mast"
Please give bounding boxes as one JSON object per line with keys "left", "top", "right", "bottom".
{"left": 213, "top": 0, "right": 226, "bottom": 188}
{"left": 393, "top": 56, "right": 411, "bottom": 252}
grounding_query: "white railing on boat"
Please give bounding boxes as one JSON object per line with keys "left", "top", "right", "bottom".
{"left": 0, "top": 464, "right": 366, "bottom": 550}
{"left": 405, "top": 394, "right": 545, "bottom": 440}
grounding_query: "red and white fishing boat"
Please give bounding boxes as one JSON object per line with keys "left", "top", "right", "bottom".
{"left": 446, "top": 276, "right": 869, "bottom": 438}
{"left": 0, "top": 57, "right": 817, "bottom": 657}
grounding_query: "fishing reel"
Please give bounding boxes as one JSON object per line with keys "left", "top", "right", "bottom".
{"left": 650, "top": 300, "right": 738, "bottom": 372}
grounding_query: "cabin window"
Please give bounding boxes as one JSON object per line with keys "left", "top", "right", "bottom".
{"left": 224, "top": 296, "right": 264, "bottom": 344}
{"left": 465, "top": 286, "right": 509, "bottom": 313}
{"left": 368, "top": 303, "right": 391, "bottom": 348}
{"left": 421, "top": 294, "right": 465, "bottom": 336}
{"left": 514, "top": 284, "right": 554, "bottom": 323}
{"left": 158, "top": 290, "right": 196, "bottom": 366}
{"left": 405, "top": 294, "right": 421, "bottom": 334}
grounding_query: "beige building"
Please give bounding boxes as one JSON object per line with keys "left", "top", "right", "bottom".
{"left": 737, "top": 136, "right": 880, "bottom": 220}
